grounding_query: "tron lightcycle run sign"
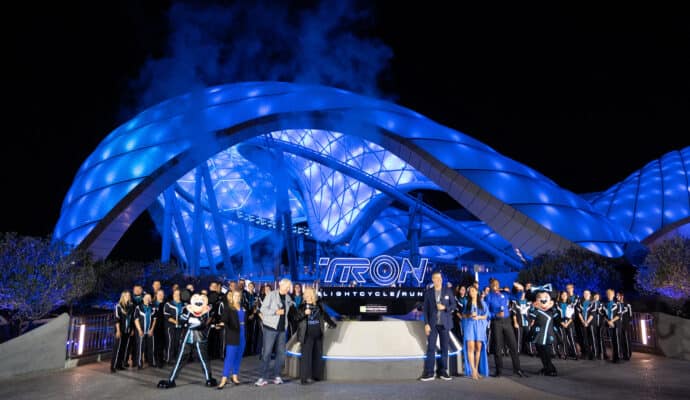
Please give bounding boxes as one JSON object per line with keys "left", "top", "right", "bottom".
{"left": 320, "top": 255, "right": 428, "bottom": 286}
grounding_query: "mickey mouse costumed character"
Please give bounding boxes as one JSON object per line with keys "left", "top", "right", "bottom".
{"left": 157, "top": 293, "right": 218, "bottom": 388}
{"left": 528, "top": 291, "right": 561, "bottom": 376}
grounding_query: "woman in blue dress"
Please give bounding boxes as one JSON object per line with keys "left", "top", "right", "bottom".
{"left": 217, "top": 291, "right": 246, "bottom": 389}
{"left": 461, "top": 286, "right": 489, "bottom": 379}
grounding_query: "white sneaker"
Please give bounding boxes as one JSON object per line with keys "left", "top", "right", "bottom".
{"left": 255, "top": 378, "right": 268, "bottom": 386}
{"left": 273, "top": 376, "right": 284, "bottom": 385}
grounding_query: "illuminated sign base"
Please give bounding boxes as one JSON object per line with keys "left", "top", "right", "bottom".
{"left": 284, "top": 320, "right": 462, "bottom": 380}
{"left": 318, "top": 287, "right": 424, "bottom": 316}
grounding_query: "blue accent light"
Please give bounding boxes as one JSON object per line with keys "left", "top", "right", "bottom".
{"left": 286, "top": 350, "right": 460, "bottom": 360}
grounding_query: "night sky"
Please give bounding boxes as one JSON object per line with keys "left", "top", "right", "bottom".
{"left": 2, "top": 1, "right": 688, "bottom": 260}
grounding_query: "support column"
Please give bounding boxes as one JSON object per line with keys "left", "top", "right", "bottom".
{"left": 407, "top": 193, "right": 423, "bottom": 284}
{"left": 191, "top": 168, "right": 203, "bottom": 276}
{"left": 199, "top": 163, "right": 235, "bottom": 277}
{"left": 168, "top": 188, "right": 193, "bottom": 275}
{"left": 161, "top": 188, "right": 174, "bottom": 263}
{"left": 242, "top": 223, "right": 255, "bottom": 278}
{"left": 272, "top": 149, "right": 297, "bottom": 281}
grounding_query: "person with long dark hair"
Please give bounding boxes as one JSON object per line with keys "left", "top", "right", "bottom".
{"left": 111, "top": 290, "right": 133, "bottom": 372}
{"left": 289, "top": 283, "right": 304, "bottom": 337}
{"left": 293, "top": 283, "right": 303, "bottom": 307}
{"left": 292, "top": 287, "right": 337, "bottom": 385}
{"left": 453, "top": 285, "right": 467, "bottom": 346}
{"left": 217, "top": 290, "right": 247, "bottom": 389}
{"left": 556, "top": 291, "right": 578, "bottom": 360}
{"left": 461, "top": 286, "right": 489, "bottom": 380}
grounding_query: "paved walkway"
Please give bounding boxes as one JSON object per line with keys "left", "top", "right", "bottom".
{"left": 0, "top": 352, "right": 687, "bottom": 400}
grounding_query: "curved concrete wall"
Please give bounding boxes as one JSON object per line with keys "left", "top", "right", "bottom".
{"left": 0, "top": 313, "right": 68, "bottom": 380}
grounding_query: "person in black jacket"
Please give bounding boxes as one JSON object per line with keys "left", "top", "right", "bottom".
{"left": 134, "top": 293, "right": 158, "bottom": 369}
{"left": 111, "top": 291, "right": 133, "bottom": 372}
{"left": 591, "top": 292, "right": 605, "bottom": 359}
{"left": 601, "top": 289, "right": 622, "bottom": 363}
{"left": 576, "top": 290, "right": 597, "bottom": 360}
{"left": 217, "top": 290, "right": 247, "bottom": 389}
{"left": 153, "top": 289, "right": 167, "bottom": 367}
{"left": 292, "top": 287, "right": 337, "bottom": 385}
{"left": 555, "top": 291, "right": 578, "bottom": 360}
{"left": 617, "top": 292, "right": 633, "bottom": 360}
{"left": 419, "top": 271, "right": 456, "bottom": 381}
{"left": 163, "top": 289, "right": 184, "bottom": 364}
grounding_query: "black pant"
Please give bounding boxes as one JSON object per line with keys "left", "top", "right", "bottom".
{"left": 597, "top": 324, "right": 607, "bottom": 359}
{"left": 165, "top": 327, "right": 182, "bottom": 363}
{"left": 580, "top": 323, "right": 599, "bottom": 359}
{"left": 168, "top": 339, "right": 213, "bottom": 383}
{"left": 245, "top": 318, "right": 255, "bottom": 356}
{"left": 111, "top": 334, "right": 131, "bottom": 369}
{"left": 128, "top": 331, "right": 137, "bottom": 366}
{"left": 536, "top": 344, "right": 556, "bottom": 374}
{"left": 452, "top": 316, "right": 463, "bottom": 343}
{"left": 603, "top": 323, "right": 621, "bottom": 361}
{"left": 557, "top": 324, "right": 578, "bottom": 358}
{"left": 515, "top": 325, "right": 534, "bottom": 355}
{"left": 620, "top": 323, "right": 632, "bottom": 360}
{"left": 620, "top": 322, "right": 632, "bottom": 360}
{"left": 208, "top": 326, "right": 222, "bottom": 359}
{"left": 136, "top": 332, "right": 157, "bottom": 367}
{"left": 424, "top": 324, "right": 450, "bottom": 375}
{"left": 491, "top": 318, "right": 521, "bottom": 373}
{"left": 154, "top": 325, "right": 166, "bottom": 365}
{"left": 591, "top": 323, "right": 603, "bottom": 359}
{"left": 300, "top": 331, "right": 324, "bottom": 381}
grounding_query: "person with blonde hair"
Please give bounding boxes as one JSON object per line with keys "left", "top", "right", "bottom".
{"left": 111, "top": 290, "right": 133, "bottom": 372}
{"left": 292, "top": 287, "right": 337, "bottom": 385}
{"left": 217, "top": 290, "right": 247, "bottom": 389}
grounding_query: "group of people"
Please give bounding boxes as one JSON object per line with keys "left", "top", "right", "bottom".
{"left": 110, "top": 278, "right": 336, "bottom": 389}
{"left": 110, "top": 274, "right": 634, "bottom": 388}
{"left": 422, "top": 273, "right": 634, "bottom": 381}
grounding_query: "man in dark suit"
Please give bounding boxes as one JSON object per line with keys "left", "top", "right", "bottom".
{"left": 419, "top": 271, "right": 456, "bottom": 381}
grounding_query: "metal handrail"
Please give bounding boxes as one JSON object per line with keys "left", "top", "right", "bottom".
{"left": 66, "top": 313, "right": 114, "bottom": 358}
{"left": 64, "top": 311, "right": 657, "bottom": 359}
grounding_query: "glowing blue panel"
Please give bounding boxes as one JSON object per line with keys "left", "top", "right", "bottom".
{"left": 54, "top": 82, "right": 641, "bottom": 263}
{"left": 590, "top": 147, "right": 690, "bottom": 241}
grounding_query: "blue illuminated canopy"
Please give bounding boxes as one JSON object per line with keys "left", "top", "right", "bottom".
{"left": 589, "top": 147, "right": 690, "bottom": 244}
{"left": 54, "top": 81, "right": 657, "bottom": 275}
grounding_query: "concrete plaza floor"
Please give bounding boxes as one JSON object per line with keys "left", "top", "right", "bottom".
{"left": 0, "top": 352, "right": 687, "bottom": 400}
